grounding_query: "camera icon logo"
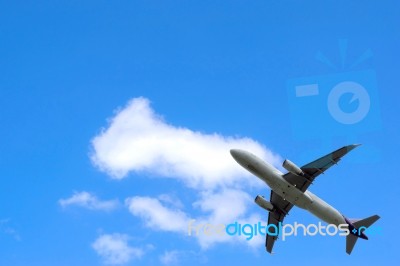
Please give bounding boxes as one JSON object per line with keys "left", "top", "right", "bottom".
{"left": 287, "top": 40, "right": 382, "bottom": 162}
{"left": 327, "top": 81, "right": 370, "bottom": 125}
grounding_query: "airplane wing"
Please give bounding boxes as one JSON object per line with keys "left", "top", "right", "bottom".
{"left": 266, "top": 191, "right": 294, "bottom": 253}
{"left": 282, "top": 144, "right": 360, "bottom": 193}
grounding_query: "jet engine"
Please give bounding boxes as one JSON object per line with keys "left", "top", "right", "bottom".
{"left": 254, "top": 195, "right": 274, "bottom": 212}
{"left": 282, "top": 159, "right": 304, "bottom": 176}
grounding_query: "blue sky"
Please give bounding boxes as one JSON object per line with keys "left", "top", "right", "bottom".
{"left": 1, "top": 1, "right": 399, "bottom": 265}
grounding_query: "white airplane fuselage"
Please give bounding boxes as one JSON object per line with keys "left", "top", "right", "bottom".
{"left": 231, "top": 149, "right": 346, "bottom": 226}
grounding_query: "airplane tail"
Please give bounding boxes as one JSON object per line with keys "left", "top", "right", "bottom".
{"left": 345, "top": 214, "right": 380, "bottom": 255}
{"left": 346, "top": 234, "right": 358, "bottom": 255}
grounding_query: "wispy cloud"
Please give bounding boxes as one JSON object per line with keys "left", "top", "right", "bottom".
{"left": 0, "top": 219, "right": 21, "bottom": 241}
{"left": 125, "top": 190, "right": 264, "bottom": 249}
{"left": 159, "top": 249, "right": 205, "bottom": 265}
{"left": 125, "top": 196, "right": 188, "bottom": 233}
{"left": 160, "top": 250, "right": 180, "bottom": 265}
{"left": 91, "top": 97, "right": 281, "bottom": 189}
{"left": 158, "top": 194, "right": 184, "bottom": 209}
{"left": 92, "top": 233, "right": 143, "bottom": 265}
{"left": 189, "top": 188, "right": 264, "bottom": 249}
{"left": 59, "top": 191, "right": 119, "bottom": 211}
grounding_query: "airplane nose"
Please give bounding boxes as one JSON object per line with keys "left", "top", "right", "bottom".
{"left": 230, "top": 149, "right": 250, "bottom": 168}
{"left": 230, "top": 149, "right": 240, "bottom": 158}
{"left": 230, "top": 149, "right": 245, "bottom": 162}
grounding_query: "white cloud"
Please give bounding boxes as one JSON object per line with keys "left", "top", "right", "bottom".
{"left": 160, "top": 250, "right": 180, "bottom": 265}
{"left": 194, "top": 188, "right": 252, "bottom": 223}
{"left": 125, "top": 196, "right": 188, "bottom": 233}
{"left": 0, "top": 218, "right": 21, "bottom": 241}
{"left": 91, "top": 97, "right": 281, "bottom": 189}
{"left": 190, "top": 188, "right": 264, "bottom": 249}
{"left": 59, "top": 191, "right": 119, "bottom": 211}
{"left": 90, "top": 97, "right": 281, "bottom": 251}
{"left": 92, "top": 233, "right": 143, "bottom": 265}
{"left": 158, "top": 194, "right": 184, "bottom": 209}
{"left": 125, "top": 190, "right": 264, "bottom": 250}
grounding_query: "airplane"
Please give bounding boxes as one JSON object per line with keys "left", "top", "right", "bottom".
{"left": 230, "top": 144, "right": 380, "bottom": 254}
